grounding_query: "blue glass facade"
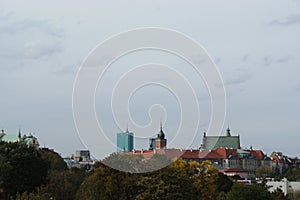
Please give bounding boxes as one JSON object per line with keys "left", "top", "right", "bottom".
{"left": 117, "top": 132, "right": 134, "bottom": 152}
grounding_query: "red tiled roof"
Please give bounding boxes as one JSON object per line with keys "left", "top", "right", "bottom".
{"left": 215, "top": 148, "right": 237, "bottom": 159}
{"left": 271, "top": 157, "right": 281, "bottom": 163}
{"left": 130, "top": 148, "right": 265, "bottom": 161}
{"left": 131, "top": 148, "right": 224, "bottom": 160}
{"left": 246, "top": 150, "right": 265, "bottom": 160}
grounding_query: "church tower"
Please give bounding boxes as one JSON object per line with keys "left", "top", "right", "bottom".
{"left": 155, "top": 122, "right": 167, "bottom": 149}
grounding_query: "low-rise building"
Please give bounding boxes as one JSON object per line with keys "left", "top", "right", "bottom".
{"left": 75, "top": 150, "right": 91, "bottom": 162}
{"left": 64, "top": 150, "right": 94, "bottom": 169}
{"left": 270, "top": 152, "right": 291, "bottom": 174}
{"left": 266, "top": 178, "right": 300, "bottom": 196}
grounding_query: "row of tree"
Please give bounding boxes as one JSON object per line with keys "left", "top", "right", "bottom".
{"left": 1, "top": 141, "right": 297, "bottom": 199}
{"left": 75, "top": 157, "right": 289, "bottom": 200}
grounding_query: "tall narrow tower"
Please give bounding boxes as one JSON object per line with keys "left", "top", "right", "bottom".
{"left": 155, "top": 122, "right": 167, "bottom": 149}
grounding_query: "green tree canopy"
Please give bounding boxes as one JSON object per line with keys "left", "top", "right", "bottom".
{"left": 0, "top": 141, "right": 49, "bottom": 199}
{"left": 40, "top": 148, "right": 67, "bottom": 172}
{"left": 226, "top": 183, "right": 272, "bottom": 200}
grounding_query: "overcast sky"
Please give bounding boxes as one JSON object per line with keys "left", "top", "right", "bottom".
{"left": 0, "top": 0, "right": 299, "bottom": 159}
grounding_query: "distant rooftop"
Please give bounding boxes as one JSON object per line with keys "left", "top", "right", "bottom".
{"left": 201, "top": 128, "right": 240, "bottom": 150}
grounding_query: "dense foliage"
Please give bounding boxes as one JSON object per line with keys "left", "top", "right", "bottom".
{"left": 283, "top": 167, "right": 300, "bottom": 181}
{"left": 0, "top": 142, "right": 85, "bottom": 200}
{"left": 0, "top": 142, "right": 48, "bottom": 199}
{"left": 76, "top": 159, "right": 224, "bottom": 200}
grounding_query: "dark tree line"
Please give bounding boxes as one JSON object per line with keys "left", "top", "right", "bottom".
{"left": 0, "top": 141, "right": 85, "bottom": 200}
{"left": 0, "top": 142, "right": 48, "bottom": 199}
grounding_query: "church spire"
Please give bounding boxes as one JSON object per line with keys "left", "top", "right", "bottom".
{"left": 157, "top": 120, "right": 165, "bottom": 139}
{"left": 18, "top": 128, "right": 21, "bottom": 139}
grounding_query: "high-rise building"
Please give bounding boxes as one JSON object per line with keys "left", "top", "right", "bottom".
{"left": 117, "top": 128, "right": 134, "bottom": 152}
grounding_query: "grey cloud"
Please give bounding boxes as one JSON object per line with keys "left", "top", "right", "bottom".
{"left": 263, "top": 56, "right": 272, "bottom": 66}
{"left": 262, "top": 55, "right": 292, "bottom": 66}
{"left": 276, "top": 55, "right": 292, "bottom": 63}
{"left": 190, "top": 54, "right": 207, "bottom": 66}
{"left": 269, "top": 14, "right": 300, "bottom": 26}
{"left": 241, "top": 54, "right": 249, "bottom": 62}
{"left": 225, "top": 68, "right": 252, "bottom": 86}
{"left": 0, "top": 14, "right": 64, "bottom": 37}
{"left": 0, "top": 10, "right": 13, "bottom": 20}
{"left": 52, "top": 62, "right": 80, "bottom": 75}
{"left": 22, "top": 40, "right": 63, "bottom": 59}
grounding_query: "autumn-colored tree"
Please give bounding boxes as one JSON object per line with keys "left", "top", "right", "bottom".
{"left": 101, "top": 152, "right": 172, "bottom": 173}
{"left": 76, "top": 162, "right": 137, "bottom": 200}
{"left": 135, "top": 159, "right": 196, "bottom": 199}
{"left": 76, "top": 155, "right": 222, "bottom": 200}
{"left": 190, "top": 160, "right": 219, "bottom": 200}
{"left": 38, "top": 168, "right": 86, "bottom": 200}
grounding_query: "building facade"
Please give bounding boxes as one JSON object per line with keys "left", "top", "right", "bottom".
{"left": 266, "top": 178, "right": 300, "bottom": 196}
{"left": 117, "top": 129, "right": 134, "bottom": 152}
{"left": 75, "top": 150, "right": 91, "bottom": 161}
{"left": 130, "top": 147, "right": 272, "bottom": 179}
